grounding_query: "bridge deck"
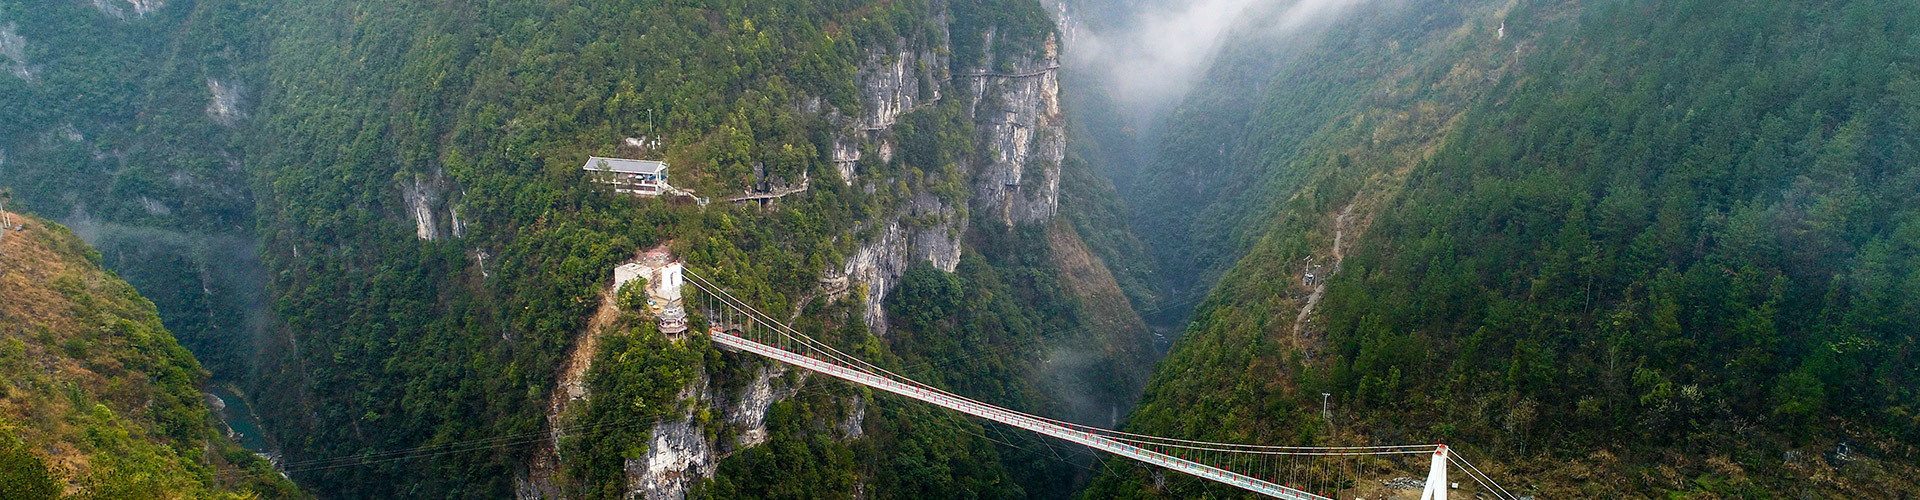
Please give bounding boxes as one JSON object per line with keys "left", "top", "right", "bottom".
{"left": 710, "top": 329, "right": 1330, "bottom": 500}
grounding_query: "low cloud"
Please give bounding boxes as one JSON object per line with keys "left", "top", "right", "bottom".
{"left": 1068, "top": 0, "right": 1369, "bottom": 120}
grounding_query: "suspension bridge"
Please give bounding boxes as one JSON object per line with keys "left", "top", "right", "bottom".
{"left": 683, "top": 269, "right": 1517, "bottom": 500}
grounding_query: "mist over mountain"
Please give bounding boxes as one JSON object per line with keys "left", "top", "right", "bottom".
{"left": 3, "top": 0, "right": 1917, "bottom": 498}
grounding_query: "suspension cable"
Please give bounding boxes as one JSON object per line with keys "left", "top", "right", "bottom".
{"left": 1449, "top": 449, "right": 1518, "bottom": 499}
{"left": 688, "top": 269, "right": 1438, "bottom": 455}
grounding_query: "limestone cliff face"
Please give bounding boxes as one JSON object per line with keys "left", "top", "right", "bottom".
{"left": 613, "top": 9, "right": 1069, "bottom": 499}
{"left": 834, "top": 22, "right": 1065, "bottom": 337}
{"left": 1, "top": 22, "right": 34, "bottom": 82}
{"left": 826, "top": 27, "right": 965, "bottom": 334}
{"left": 206, "top": 78, "right": 248, "bottom": 127}
{"left": 90, "top": 0, "right": 167, "bottom": 20}
{"left": 624, "top": 373, "right": 715, "bottom": 500}
{"left": 399, "top": 170, "right": 461, "bottom": 241}
{"left": 964, "top": 33, "right": 1065, "bottom": 226}
{"left": 628, "top": 419, "right": 713, "bottom": 500}
{"left": 825, "top": 29, "right": 947, "bottom": 185}
{"left": 723, "top": 365, "right": 789, "bottom": 449}
{"left": 845, "top": 192, "right": 965, "bottom": 336}
{"left": 616, "top": 362, "right": 852, "bottom": 500}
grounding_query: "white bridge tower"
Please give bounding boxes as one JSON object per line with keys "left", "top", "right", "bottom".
{"left": 1421, "top": 444, "right": 1449, "bottom": 500}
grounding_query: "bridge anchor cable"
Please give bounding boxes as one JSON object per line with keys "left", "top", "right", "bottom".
{"left": 682, "top": 269, "right": 1514, "bottom": 500}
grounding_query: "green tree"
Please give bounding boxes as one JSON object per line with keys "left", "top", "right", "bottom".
{"left": 617, "top": 277, "right": 651, "bottom": 312}
{"left": 0, "top": 430, "right": 59, "bottom": 500}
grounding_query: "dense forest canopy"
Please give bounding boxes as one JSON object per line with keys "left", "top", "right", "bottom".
{"left": 6, "top": 0, "right": 1919, "bottom": 497}
{"left": 1092, "top": 0, "right": 1920, "bottom": 497}
{"left": 4, "top": 0, "right": 1151, "bottom": 497}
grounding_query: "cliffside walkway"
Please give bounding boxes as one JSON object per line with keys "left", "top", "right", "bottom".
{"left": 684, "top": 269, "right": 1516, "bottom": 500}
{"left": 725, "top": 184, "right": 809, "bottom": 203}
{"left": 956, "top": 64, "right": 1060, "bottom": 78}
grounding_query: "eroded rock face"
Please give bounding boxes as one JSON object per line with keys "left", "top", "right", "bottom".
{"left": 966, "top": 34, "right": 1064, "bottom": 226}
{"left": 629, "top": 419, "right": 715, "bottom": 500}
{"left": 206, "top": 78, "right": 248, "bottom": 127}
{"left": 838, "top": 396, "right": 866, "bottom": 440}
{"left": 725, "top": 365, "right": 806, "bottom": 449}
{"left": 449, "top": 204, "right": 467, "bottom": 239}
{"left": 909, "top": 193, "right": 964, "bottom": 272}
{"left": 617, "top": 370, "right": 714, "bottom": 500}
{"left": 401, "top": 175, "right": 441, "bottom": 241}
{"left": 829, "top": 24, "right": 1064, "bottom": 339}
{"left": 829, "top": 34, "right": 949, "bottom": 186}
{"left": 854, "top": 42, "right": 941, "bottom": 132}
{"left": 830, "top": 135, "right": 861, "bottom": 184}
{"left": 0, "top": 22, "right": 32, "bottom": 82}
{"left": 840, "top": 196, "right": 963, "bottom": 337}
{"left": 846, "top": 221, "right": 910, "bottom": 336}
{"left": 399, "top": 171, "right": 461, "bottom": 241}
{"left": 90, "top": 0, "right": 166, "bottom": 19}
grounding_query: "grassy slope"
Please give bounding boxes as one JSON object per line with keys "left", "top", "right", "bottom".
{"left": 0, "top": 210, "right": 300, "bottom": 499}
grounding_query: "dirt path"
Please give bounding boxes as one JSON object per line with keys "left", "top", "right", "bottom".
{"left": 1293, "top": 202, "right": 1357, "bottom": 338}
{"left": 523, "top": 260, "right": 633, "bottom": 495}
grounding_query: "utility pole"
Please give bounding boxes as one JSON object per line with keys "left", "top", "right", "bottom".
{"left": 1, "top": 190, "right": 11, "bottom": 239}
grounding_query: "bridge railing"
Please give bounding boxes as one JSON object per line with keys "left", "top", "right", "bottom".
{"left": 708, "top": 328, "right": 1330, "bottom": 500}
{"left": 681, "top": 269, "right": 1504, "bottom": 500}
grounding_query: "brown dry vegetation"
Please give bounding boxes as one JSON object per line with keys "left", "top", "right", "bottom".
{"left": 0, "top": 210, "right": 300, "bottom": 499}
{"left": 1046, "top": 219, "right": 1148, "bottom": 364}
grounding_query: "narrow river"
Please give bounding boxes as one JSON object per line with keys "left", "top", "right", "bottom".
{"left": 205, "top": 385, "right": 275, "bottom": 454}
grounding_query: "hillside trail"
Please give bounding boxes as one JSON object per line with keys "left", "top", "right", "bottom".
{"left": 1292, "top": 201, "right": 1357, "bottom": 338}
{"left": 524, "top": 251, "right": 640, "bottom": 493}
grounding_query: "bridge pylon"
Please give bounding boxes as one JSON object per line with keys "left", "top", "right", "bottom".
{"left": 1420, "top": 444, "right": 1449, "bottom": 500}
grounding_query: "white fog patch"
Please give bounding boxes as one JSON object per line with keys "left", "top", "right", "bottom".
{"left": 1270, "top": 0, "right": 1370, "bottom": 32}
{"left": 1070, "top": 0, "right": 1259, "bottom": 110}
{"left": 1070, "top": 0, "right": 1369, "bottom": 120}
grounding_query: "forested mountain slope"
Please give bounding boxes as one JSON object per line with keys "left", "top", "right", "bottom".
{"left": 2, "top": 0, "right": 1154, "bottom": 498}
{"left": 1094, "top": 0, "right": 1920, "bottom": 497}
{"left": 0, "top": 0, "right": 273, "bottom": 395}
{"left": 0, "top": 210, "right": 300, "bottom": 499}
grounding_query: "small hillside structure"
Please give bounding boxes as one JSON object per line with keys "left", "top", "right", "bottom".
{"left": 583, "top": 156, "right": 670, "bottom": 195}
{"left": 614, "top": 250, "right": 688, "bottom": 334}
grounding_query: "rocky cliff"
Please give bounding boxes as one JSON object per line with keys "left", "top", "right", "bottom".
{"left": 615, "top": 8, "right": 1071, "bottom": 498}
{"left": 834, "top": 23, "right": 1065, "bottom": 337}
{"left": 963, "top": 32, "right": 1064, "bottom": 226}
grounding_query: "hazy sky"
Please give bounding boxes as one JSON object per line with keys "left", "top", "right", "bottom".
{"left": 1068, "top": 0, "right": 1369, "bottom": 118}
